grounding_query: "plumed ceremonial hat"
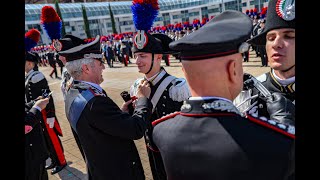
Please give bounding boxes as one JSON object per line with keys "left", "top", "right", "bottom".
{"left": 247, "top": 0, "right": 295, "bottom": 46}
{"left": 151, "top": 33, "right": 178, "bottom": 54}
{"left": 25, "top": 29, "right": 41, "bottom": 52}
{"left": 40, "top": 6, "right": 62, "bottom": 41}
{"left": 131, "top": 0, "right": 176, "bottom": 54}
{"left": 133, "top": 32, "right": 164, "bottom": 54}
{"left": 169, "top": 10, "right": 252, "bottom": 61}
{"left": 53, "top": 34, "right": 85, "bottom": 52}
{"left": 25, "top": 51, "right": 39, "bottom": 63}
{"left": 58, "top": 35, "right": 103, "bottom": 63}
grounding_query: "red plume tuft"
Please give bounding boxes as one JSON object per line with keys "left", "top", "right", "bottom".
{"left": 25, "top": 29, "right": 40, "bottom": 43}
{"left": 41, "top": 6, "right": 61, "bottom": 24}
{"left": 133, "top": 0, "right": 159, "bottom": 10}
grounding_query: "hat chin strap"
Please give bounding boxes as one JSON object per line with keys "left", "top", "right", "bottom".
{"left": 281, "top": 64, "right": 295, "bottom": 73}
{"left": 146, "top": 53, "right": 154, "bottom": 75}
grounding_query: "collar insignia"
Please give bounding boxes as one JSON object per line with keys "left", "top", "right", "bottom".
{"left": 201, "top": 100, "right": 241, "bottom": 115}
{"left": 276, "top": 0, "right": 295, "bottom": 21}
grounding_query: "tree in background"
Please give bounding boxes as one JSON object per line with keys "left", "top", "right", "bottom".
{"left": 55, "top": 0, "right": 66, "bottom": 37}
{"left": 108, "top": 3, "right": 118, "bottom": 34}
{"left": 82, "top": 4, "right": 92, "bottom": 38}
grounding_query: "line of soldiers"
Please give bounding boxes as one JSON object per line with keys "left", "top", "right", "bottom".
{"left": 100, "top": 34, "right": 133, "bottom": 67}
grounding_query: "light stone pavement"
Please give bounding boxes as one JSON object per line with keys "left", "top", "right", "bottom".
{"left": 39, "top": 51, "right": 269, "bottom": 180}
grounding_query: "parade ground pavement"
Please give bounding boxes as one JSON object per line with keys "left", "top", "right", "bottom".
{"left": 40, "top": 51, "right": 270, "bottom": 180}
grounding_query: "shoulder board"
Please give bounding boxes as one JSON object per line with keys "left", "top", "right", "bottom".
{"left": 88, "top": 87, "right": 106, "bottom": 97}
{"left": 256, "top": 73, "right": 267, "bottom": 83}
{"left": 152, "top": 112, "right": 180, "bottom": 127}
{"left": 170, "top": 77, "right": 185, "bottom": 86}
{"left": 169, "top": 78, "right": 191, "bottom": 102}
{"left": 246, "top": 113, "right": 295, "bottom": 139}
{"left": 30, "top": 72, "right": 45, "bottom": 83}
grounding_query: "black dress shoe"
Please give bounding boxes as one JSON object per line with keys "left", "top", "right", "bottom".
{"left": 51, "top": 164, "right": 67, "bottom": 175}
{"left": 45, "top": 163, "right": 56, "bottom": 170}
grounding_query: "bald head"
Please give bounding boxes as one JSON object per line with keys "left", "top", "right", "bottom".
{"left": 181, "top": 53, "right": 244, "bottom": 100}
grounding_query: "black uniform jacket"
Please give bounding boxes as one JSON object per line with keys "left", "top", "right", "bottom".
{"left": 25, "top": 104, "right": 49, "bottom": 167}
{"left": 130, "top": 68, "right": 190, "bottom": 180}
{"left": 65, "top": 81, "right": 153, "bottom": 180}
{"left": 251, "top": 71, "right": 295, "bottom": 119}
{"left": 25, "top": 69, "right": 56, "bottom": 118}
{"left": 149, "top": 73, "right": 184, "bottom": 120}
{"left": 131, "top": 68, "right": 189, "bottom": 123}
{"left": 153, "top": 98, "right": 295, "bottom": 180}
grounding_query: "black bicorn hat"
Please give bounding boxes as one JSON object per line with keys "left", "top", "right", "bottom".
{"left": 133, "top": 32, "right": 178, "bottom": 54}
{"left": 53, "top": 34, "right": 85, "bottom": 52}
{"left": 247, "top": 0, "right": 295, "bottom": 46}
{"left": 131, "top": 0, "right": 178, "bottom": 55}
{"left": 169, "top": 10, "right": 252, "bottom": 61}
{"left": 58, "top": 35, "right": 103, "bottom": 63}
{"left": 151, "top": 33, "right": 179, "bottom": 55}
{"left": 25, "top": 51, "right": 39, "bottom": 63}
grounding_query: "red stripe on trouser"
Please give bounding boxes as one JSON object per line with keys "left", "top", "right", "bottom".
{"left": 54, "top": 119, "right": 63, "bottom": 136}
{"left": 45, "top": 110, "right": 63, "bottom": 136}
{"left": 125, "top": 55, "right": 129, "bottom": 66}
{"left": 42, "top": 111, "right": 66, "bottom": 165}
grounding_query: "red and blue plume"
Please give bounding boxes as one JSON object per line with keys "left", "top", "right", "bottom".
{"left": 249, "top": 9, "right": 253, "bottom": 15}
{"left": 40, "top": 6, "right": 62, "bottom": 41}
{"left": 131, "top": 0, "right": 159, "bottom": 32}
{"left": 25, "top": 29, "right": 40, "bottom": 52}
{"left": 253, "top": 8, "right": 258, "bottom": 16}
{"left": 260, "top": 7, "right": 267, "bottom": 19}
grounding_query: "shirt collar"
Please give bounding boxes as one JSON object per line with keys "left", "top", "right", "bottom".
{"left": 25, "top": 69, "right": 35, "bottom": 77}
{"left": 272, "top": 69, "right": 295, "bottom": 86}
{"left": 189, "top": 96, "right": 233, "bottom": 103}
{"left": 81, "top": 81, "right": 103, "bottom": 93}
{"left": 144, "top": 67, "right": 166, "bottom": 85}
{"left": 145, "top": 72, "right": 159, "bottom": 82}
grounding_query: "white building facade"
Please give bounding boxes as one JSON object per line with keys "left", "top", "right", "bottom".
{"left": 25, "top": 0, "right": 269, "bottom": 45}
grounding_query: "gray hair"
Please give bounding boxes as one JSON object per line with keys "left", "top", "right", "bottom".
{"left": 65, "top": 58, "right": 96, "bottom": 79}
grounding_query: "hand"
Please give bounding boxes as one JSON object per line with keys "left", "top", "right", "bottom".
{"left": 47, "top": 117, "right": 55, "bottom": 128}
{"left": 132, "top": 99, "right": 137, "bottom": 109}
{"left": 136, "top": 80, "right": 151, "bottom": 99}
{"left": 33, "top": 98, "right": 50, "bottom": 110}
{"left": 266, "top": 92, "right": 295, "bottom": 126}
{"left": 120, "top": 99, "right": 133, "bottom": 112}
{"left": 34, "top": 96, "right": 43, "bottom": 101}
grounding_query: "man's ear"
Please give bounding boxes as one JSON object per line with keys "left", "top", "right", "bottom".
{"left": 226, "top": 60, "right": 237, "bottom": 83}
{"left": 81, "top": 64, "right": 90, "bottom": 74}
{"left": 156, "top": 54, "right": 163, "bottom": 61}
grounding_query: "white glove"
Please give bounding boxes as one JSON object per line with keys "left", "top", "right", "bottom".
{"left": 47, "top": 117, "right": 55, "bottom": 128}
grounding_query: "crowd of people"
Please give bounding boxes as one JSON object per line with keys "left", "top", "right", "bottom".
{"left": 25, "top": 0, "right": 295, "bottom": 179}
